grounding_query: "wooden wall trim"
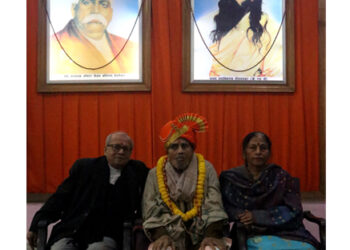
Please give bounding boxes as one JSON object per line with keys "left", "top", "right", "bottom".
{"left": 319, "top": 0, "right": 326, "bottom": 197}
{"left": 27, "top": 193, "right": 52, "bottom": 203}
{"left": 27, "top": 192, "right": 325, "bottom": 203}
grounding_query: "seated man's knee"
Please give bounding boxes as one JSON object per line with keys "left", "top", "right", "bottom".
{"left": 50, "top": 238, "right": 78, "bottom": 250}
{"left": 87, "top": 237, "right": 117, "bottom": 250}
{"left": 148, "top": 243, "right": 173, "bottom": 250}
{"left": 204, "top": 247, "right": 220, "bottom": 250}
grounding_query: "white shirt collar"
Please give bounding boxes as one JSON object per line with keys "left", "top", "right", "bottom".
{"left": 108, "top": 164, "right": 121, "bottom": 185}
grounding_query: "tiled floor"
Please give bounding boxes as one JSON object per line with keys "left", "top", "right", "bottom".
{"left": 27, "top": 202, "right": 325, "bottom": 247}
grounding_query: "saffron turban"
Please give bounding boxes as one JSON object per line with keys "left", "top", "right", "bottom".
{"left": 160, "top": 113, "right": 208, "bottom": 148}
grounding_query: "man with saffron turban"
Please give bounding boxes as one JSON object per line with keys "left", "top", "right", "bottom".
{"left": 49, "top": 0, "right": 138, "bottom": 76}
{"left": 142, "top": 113, "right": 229, "bottom": 250}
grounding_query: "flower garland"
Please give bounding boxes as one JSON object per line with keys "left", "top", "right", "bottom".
{"left": 156, "top": 153, "right": 206, "bottom": 221}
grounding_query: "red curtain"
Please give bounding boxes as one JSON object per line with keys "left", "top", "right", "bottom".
{"left": 27, "top": 0, "right": 320, "bottom": 193}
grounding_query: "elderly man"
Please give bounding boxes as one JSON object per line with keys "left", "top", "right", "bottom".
{"left": 50, "top": 0, "right": 138, "bottom": 75}
{"left": 142, "top": 113, "right": 229, "bottom": 250}
{"left": 27, "top": 131, "right": 149, "bottom": 250}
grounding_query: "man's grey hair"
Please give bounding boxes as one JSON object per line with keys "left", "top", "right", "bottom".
{"left": 105, "top": 131, "right": 134, "bottom": 150}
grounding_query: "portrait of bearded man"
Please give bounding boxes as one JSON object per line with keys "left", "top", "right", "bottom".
{"left": 48, "top": 0, "right": 139, "bottom": 79}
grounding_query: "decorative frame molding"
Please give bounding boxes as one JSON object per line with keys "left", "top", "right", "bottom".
{"left": 37, "top": 0, "right": 151, "bottom": 92}
{"left": 182, "top": 0, "right": 295, "bottom": 92}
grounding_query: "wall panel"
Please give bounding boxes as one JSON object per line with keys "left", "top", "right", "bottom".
{"left": 27, "top": 0, "right": 321, "bottom": 193}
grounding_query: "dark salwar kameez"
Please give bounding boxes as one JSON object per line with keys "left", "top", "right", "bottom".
{"left": 219, "top": 164, "right": 320, "bottom": 250}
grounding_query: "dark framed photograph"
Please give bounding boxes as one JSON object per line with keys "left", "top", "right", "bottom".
{"left": 37, "top": 0, "right": 151, "bottom": 92}
{"left": 182, "top": 0, "right": 295, "bottom": 92}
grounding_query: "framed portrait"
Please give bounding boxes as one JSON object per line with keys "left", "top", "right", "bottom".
{"left": 37, "top": 0, "right": 151, "bottom": 92}
{"left": 182, "top": 0, "right": 295, "bottom": 92}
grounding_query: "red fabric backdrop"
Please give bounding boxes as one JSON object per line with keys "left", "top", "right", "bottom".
{"left": 27, "top": 0, "right": 320, "bottom": 193}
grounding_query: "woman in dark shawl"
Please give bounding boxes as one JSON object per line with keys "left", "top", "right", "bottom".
{"left": 220, "top": 132, "right": 320, "bottom": 250}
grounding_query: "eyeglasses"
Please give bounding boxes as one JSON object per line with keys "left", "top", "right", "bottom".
{"left": 107, "top": 144, "right": 131, "bottom": 152}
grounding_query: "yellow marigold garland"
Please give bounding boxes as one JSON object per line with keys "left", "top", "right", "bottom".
{"left": 156, "top": 153, "right": 206, "bottom": 221}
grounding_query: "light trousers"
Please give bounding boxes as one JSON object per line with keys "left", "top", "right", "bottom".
{"left": 50, "top": 236, "right": 117, "bottom": 250}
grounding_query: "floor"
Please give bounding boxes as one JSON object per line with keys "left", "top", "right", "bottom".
{"left": 27, "top": 201, "right": 325, "bottom": 248}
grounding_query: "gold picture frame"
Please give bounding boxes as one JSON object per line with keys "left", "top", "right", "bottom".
{"left": 182, "top": 0, "right": 295, "bottom": 92}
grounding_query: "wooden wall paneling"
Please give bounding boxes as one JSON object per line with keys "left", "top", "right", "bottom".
{"left": 268, "top": 95, "right": 291, "bottom": 172}
{"left": 98, "top": 93, "right": 118, "bottom": 155}
{"left": 43, "top": 95, "right": 63, "bottom": 192}
{"left": 236, "top": 95, "right": 255, "bottom": 138}
{"left": 252, "top": 94, "right": 270, "bottom": 134}
{"left": 150, "top": 0, "right": 175, "bottom": 165}
{"left": 115, "top": 94, "right": 135, "bottom": 132}
{"left": 27, "top": 0, "right": 323, "bottom": 199}
{"left": 27, "top": 96, "right": 46, "bottom": 192}
{"left": 168, "top": 0, "right": 183, "bottom": 95}
{"left": 298, "top": 0, "right": 321, "bottom": 191}
{"left": 287, "top": 84, "right": 308, "bottom": 187}
{"left": 62, "top": 94, "right": 80, "bottom": 176}
{"left": 199, "top": 95, "right": 225, "bottom": 172}
{"left": 318, "top": 0, "right": 325, "bottom": 196}
{"left": 222, "top": 95, "right": 241, "bottom": 169}
{"left": 78, "top": 95, "right": 100, "bottom": 158}
{"left": 132, "top": 94, "right": 153, "bottom": 167}
{"left": 287, "top": 0, "right": 308, "bottom": 188}
{"left": 27, "top": 0, "right": 45, "bottom": 193}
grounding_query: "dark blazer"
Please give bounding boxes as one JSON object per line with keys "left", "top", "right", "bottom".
{"left": 29, "top": 156, "right": 149, "bottom": 248}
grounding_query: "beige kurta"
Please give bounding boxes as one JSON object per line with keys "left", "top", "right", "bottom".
{"left": 142, "top": 154, "right": 228, "bottom": 249}
{"left": 209, "top": 12, "right": 283, "bottom": 78}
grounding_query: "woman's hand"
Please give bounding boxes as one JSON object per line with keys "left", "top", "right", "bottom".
{"left": 152, "top": 235, "right": 175, "bottom": 250}
{"left": 199, "top": 237, "right": 227, "bottom": 250}
{"left": 238, "top": 210, "right": 254, "bottom": 225}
